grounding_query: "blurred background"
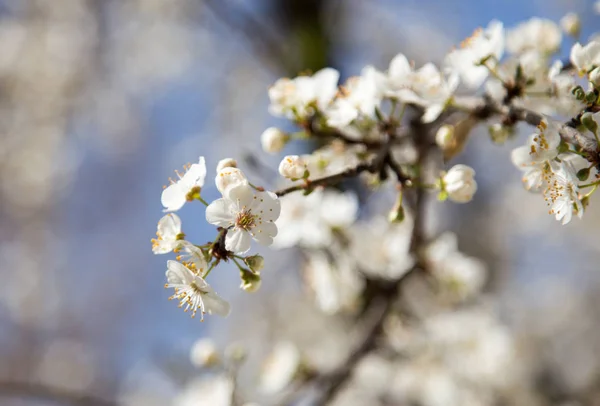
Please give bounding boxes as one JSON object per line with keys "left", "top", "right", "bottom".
{"left": 1, "top": 0, "right": 600, "bottom": 405}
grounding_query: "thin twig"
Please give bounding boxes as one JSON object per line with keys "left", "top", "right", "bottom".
{"left": 0, "top": 381, "right": 116, "bottom": 406}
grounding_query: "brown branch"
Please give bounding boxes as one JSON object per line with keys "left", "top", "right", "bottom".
{"left": 455, "top": 95, "right": 599, "bottom": 155}
{"left": 299, "top": 111, "right": 432, "bottom": 406}
{"left": 275, "top": 162, "right": 374, "bottom": 197}
{"left": 0, "top": 381, "right": 116, "bottom": 406}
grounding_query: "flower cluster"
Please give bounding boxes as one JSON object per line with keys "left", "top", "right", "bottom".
{"left": 151, "top": 5, "right": 600, "bottom": 406}
{"left": 153, "top": 158, "right": 280, "bottom": 320}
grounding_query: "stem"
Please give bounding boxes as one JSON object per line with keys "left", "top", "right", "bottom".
{"left": 197, "top": 196, "right": 209, "bottom": 206}
{"left": 276, "top": 138, "right": 409, "bottom": 197}
{"left": 203, "top": 262, "right": 217, "bottom": 278}
{"left": 579, "top": 180, "right": 600, "bottom": 189}
{"left": 231, "top": 257, "right": 245, "bottom": 270}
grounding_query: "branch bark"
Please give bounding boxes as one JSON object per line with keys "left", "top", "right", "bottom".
{"left": 0, "top": 381, "right": 116, "bottom": 406}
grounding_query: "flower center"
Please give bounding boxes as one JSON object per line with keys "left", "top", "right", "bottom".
{"left": 190, "top": 281, "right": 203, "bottom": 294}
{"left": 236, "top": 210, "right": 257, "bottom": 230}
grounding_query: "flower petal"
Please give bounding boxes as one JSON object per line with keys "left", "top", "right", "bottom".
{"left": 225, "top": 228, "right": 252, "bottom": 254}
{"left": 157, "top": 213, "right": 182, "bottom": 239}
{"left": 228, "top": 183, "right": 255, "bottom": 210}
{"left": 252, "top": 221, "right": 277, "bottom": 246}
{"left": 161, "top": 183, "right": 186, "bottom": 212}
{"left": 206, "top": 198, "right": 235, "bottom": 227}
{"left": 203, "top": 290, "right": 231, "bottom": 317}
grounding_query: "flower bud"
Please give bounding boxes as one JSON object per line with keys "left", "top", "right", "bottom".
{"left": 244, "top": 255, "right": 264, "bottom": 272}
{"left": 435, "top": 125, "right": 455, "bottom": 149}
{"left": 261, "top": 127, "right": 289, "bottom": 154}
{"left": 388, "top": 192, "right": 405, "bottom": 223}
{"left": 488, "top": 123, "right": 513, "bottom": 144}
{"left": 240, "top": 268, "right": 262, "bottom": 292}
{"left": 589, "top": 67, "right": 600, "bottom": 88}
{"left": 581, "top": 112, "right": 598, "bottom": 135}
{"left": 560, "top": 13, "right": 580, "bottom": 38}
{"left": 278, "top": 155, "right": 308, "bottom": 180}
{"left": 190, "top": 338, "right": 220, "bottom": 367}
{"left": 442, "top": 164, "right": 477, "bottom": 203}
{"left": 577, "top": 167, "right": 591, "bottom": 181}
{"left": 216, "top": 158, "right": 237, "bottom": 173}
{"left": 216, "top": 167, "right": 248, "bottom": 196}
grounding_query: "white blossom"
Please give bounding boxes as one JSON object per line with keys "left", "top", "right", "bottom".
{"left": 570, "top": 41, "right": 600, "bottom": 75}
{"left": 165, "top": 260, "right": 230, "bottom": 320}
{"left": 216, "top": 158, "right": 237, "bottom": 173}
{"left": 326, "top": 66, "right": 384, "bottom": 129}
{"left": 445, "top": 20, "right": 504, "bottom": 89}
{"left": 400, "top": 63, "right": 459, "bottom": 122}
{"left": 278, "top": 155, "right": 308, "bottom": 179}
{"left": 350, "top": 218, "right": 415, "bottom": 280}
{"left": 424, "top": 309, "right": 520, "bottom": 388}
{"left": 304, "top": 142, "right": 366, "bottom": 179}
{"left": 506, "top": 18, "right": 562, "bottom": 55}
{"left": 543, "top": 161, "right": 583, "bottom": 224}
{"left": 442, "top": 165, "right": 477, "bottom": 203}
{"left": 206, "top": 183, "right": 280, "bottom": 253}
{"left": 511, "top": 120, "right": 561, "bottom": 168}
{"left": 268, "top": 68, "right": 339, "bottom": 119}
{"left": 435, "top": 125, "right": 455, "bottom": 149}
{"left": 174, "top": 375, "right": 233, "bottom": 406}
{"left": 190, "top": 338, "right": 219, "bottom": 367}
{"left": 261, "top": 127, "right": 288, "bottom": 154}
{"left": 215, "top": 167, "right": 248, "bottom": 198}
{"left": 151, "top": 213, "right": 184, "bottom": 254}
{"left": 384, "top": 53, "right": 414, "bottom": 99}
{"left": 589, "top": 66, "right": 600, "bottom": 87}
{"left": 161, "top": 157, "right": 206, "bottom": 212}
{"left": 423, "top": 232, "right": 487, "bottom": 300}
{"left": 273, "top": 189, "right": 358, "bottom": 249}
{"left": 259, "top": 341, "right": 301, "bottom": 394}
{"left": 560, "top": 13, "right": 580, "bottom": 38}
{"left": 304, "top": 250, "right": 363, "bottom": 314}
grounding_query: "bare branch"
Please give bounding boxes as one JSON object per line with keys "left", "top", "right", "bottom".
{"left": 0, "top": 381, "right": 116, "bottom": 406}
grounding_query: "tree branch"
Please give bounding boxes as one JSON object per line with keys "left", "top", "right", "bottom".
{"left": 294, "top": 111, "right": 432, "bottom": 406}
{"left": 0, "top": 381, "right": 116, "bottom": 406}
{"left": 455, "top": 95, "right": 599, "bottom": 155}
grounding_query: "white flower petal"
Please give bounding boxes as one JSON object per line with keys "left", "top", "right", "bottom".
{"left": 161, "top": 183, "right": 186, "bottom": 212}
{"left": 225, "top": 227, "right": 252, "bottom": 254}
{"left": 206, "top": 198, "right": 235, "bottom": 227}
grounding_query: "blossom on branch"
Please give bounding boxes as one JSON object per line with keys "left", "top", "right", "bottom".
{"left": 165, "top": 260, "right": 230, "bottom": 320}
{"left": 206, "top": 183, "right": 281, "bottom": 254}
{"left": 161, "top": 157, "right": 207, "bottom": 212}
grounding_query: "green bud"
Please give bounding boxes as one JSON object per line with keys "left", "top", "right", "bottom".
{"left": 577, "top": 167, "right": 591, "bottom": 181}
{"left": 586, "top": 91, "right": 598, "bottom": 103}
{"left": 581, "top": 112, "right": 598, "bottom": 135}
{"left": 557, "top": 141, "right": 570, "bottom": 154}
{"left": 572, "top": 86, "right": 585, "bottom": 100}
{"left": 582, "top": 195, "right": 591, "bottom": 209}
{"left": 388, "top": 193, "right": 405, "bottom": 223}
{"left": 488, "top": 123, "right": 513, "bottom": 145}
{"left": 243, "top": 255, "right": 264, "bottom": 273}
{"left": 240, "top": 268, "right": 261, "bottom": 292}
{"left": 437, "top": 190, "right": 449, "bottom": 202}
{"left": 515, "top": 64, "right": 524, "bottom": 82}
